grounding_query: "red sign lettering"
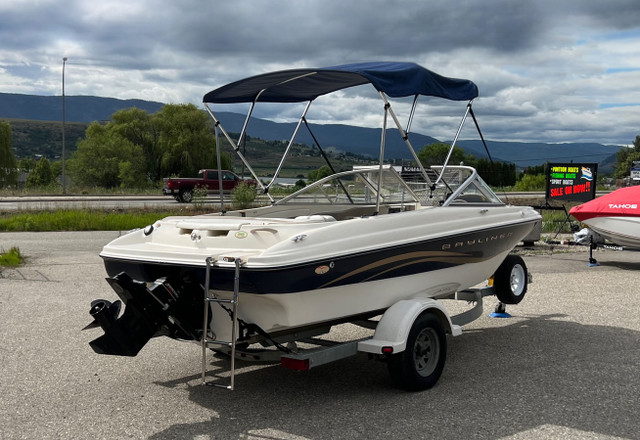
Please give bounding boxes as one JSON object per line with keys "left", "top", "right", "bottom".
{"left": 550, "top": 188, "right": 563, "bottom": 197}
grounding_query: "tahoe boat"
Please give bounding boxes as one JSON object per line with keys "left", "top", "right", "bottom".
{"left": 570, "top": 185, "right": 640, "bottom": 250}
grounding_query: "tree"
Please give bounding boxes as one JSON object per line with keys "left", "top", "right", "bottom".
{"left": 50, "top": 160, "right": 62, "bottom": 180}
{"left": 67, "top": 123, "right": 147, "bottom": 188}
{"left": 26, "top": 157, "right": 56, "bottom": 188}
{"left": 515, "top": 173, "right": 546, "bottom": 191}
{"left": 110, "top": 108, "right": 160, "bottom": 180}
{"left": 417, "top": 143, "right": 471, "bottom": 167}
{"left": 18, "top": 157, "right": 37, "bottom": 173}
{"left": 307, "top": 165, "right": 333, "bottom": 182}
{"left": 0, "top": 121, "right": 18, "bottom": 188}
{"left": 474, "top": 158, "right": 516, "bottom": 187}
{"left": 155, "top": 103, "right": 225, "bottom": 178}
{"left": 613, "top": 135, "right": 640, "bottom": 179}
{"left": 68, "top": 104, "right": 231, "bottom": 188}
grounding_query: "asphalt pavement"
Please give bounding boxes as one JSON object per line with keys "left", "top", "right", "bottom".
{"left": 1, "top": 231, "right": 639, "bottom": 440}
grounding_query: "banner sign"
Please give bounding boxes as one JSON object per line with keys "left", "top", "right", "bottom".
{"left": 546, "top": 163, "right": 598, "bottom": 202}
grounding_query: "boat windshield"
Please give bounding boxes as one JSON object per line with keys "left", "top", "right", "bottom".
{"left": 431, "top": 166, "right": 503, "bottom": 206}
{"left": 276, "top": 166, "right": 419, "bottom": 206}
{"left": 275, "top": 165, "right": 503, "bottom": 207}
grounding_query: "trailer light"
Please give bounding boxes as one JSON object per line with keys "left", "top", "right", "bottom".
{"left": 488, "top": 276, "right": 495, "bottom": 287}
{"left": 281, "top": 357, "right": 309, "bottom": 371}
{"left": 381, "top": 346, "right": 394, "bottom": 354}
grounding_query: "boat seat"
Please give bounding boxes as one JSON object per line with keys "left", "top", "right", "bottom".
{"left": 454, "top": 194, "right": 486, "bottom": 203}
{"left": 293, "top": 215, "right": 337, "bottom": 223}
{"left": 320, "top": 205, "right": 389, "bottom": 220}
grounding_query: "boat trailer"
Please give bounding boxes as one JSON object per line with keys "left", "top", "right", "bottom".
{"left": 86, "top": 254, "right": 530, "bottom": 391}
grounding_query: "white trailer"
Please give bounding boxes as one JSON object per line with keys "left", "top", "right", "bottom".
{"left": 202, "top": 254, "right": 530, "bottom": 391}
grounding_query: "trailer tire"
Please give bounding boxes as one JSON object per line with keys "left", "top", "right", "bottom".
{"left": 178, "top": 189, "right": 193, "bottom": 203}
{"left": 493, "top": 254, "right": 527, "bottom": 305}
{"left": 387, "top": 312, "right": 446, "bottom": 391}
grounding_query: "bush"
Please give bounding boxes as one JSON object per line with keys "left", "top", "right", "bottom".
{"left": 26, "top": 157, "right": 57, "bottom": 188}
{"left": 192, "top": 185, "right": 208, "bottom": 208}
{"left": 515, "top": 174, "right": 546, "bottom": 191}
{"left": 232, "top": 181, "right": 257, "bottom": 209}
{"left": 0, "top": 247, "right": 24, "bottom": 267}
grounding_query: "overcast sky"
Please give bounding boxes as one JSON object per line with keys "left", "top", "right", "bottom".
{"left": 1, "top": 0, "right": 639, "bottom": 146}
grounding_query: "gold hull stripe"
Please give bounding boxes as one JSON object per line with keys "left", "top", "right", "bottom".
{"left": 319, "top": 251, "right": 479, "bottom": 289}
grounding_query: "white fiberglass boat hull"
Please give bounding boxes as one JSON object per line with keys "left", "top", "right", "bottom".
{"left": 582, "top": 216, "right": 640, "bottom": 249}
{"left": 206, "top": 248, "right": 514, "bottom": 342}
{"left": 101, "top": 205, "right": 539, "bottom": 340}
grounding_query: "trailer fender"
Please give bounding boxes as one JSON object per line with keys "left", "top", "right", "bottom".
{"left": 358, "top": 298, "right": 461, "bottom": 355}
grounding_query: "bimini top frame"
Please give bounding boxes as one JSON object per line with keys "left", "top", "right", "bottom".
{"left": 202, "top": 62, "right": 480, "bottom": 211}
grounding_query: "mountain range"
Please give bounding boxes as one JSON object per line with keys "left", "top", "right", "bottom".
{"left": 1, "top": 92, "right": 621, "bottom": 171}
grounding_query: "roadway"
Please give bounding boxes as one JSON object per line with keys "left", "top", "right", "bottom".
{"left": 0, "top": 195, "right": 224, "bottom": 211}
{"left": 1, "top": 231, "right": 638, "bottom": 439}
{"left": 0, "top": 192, "right": 546, "bottom": 211}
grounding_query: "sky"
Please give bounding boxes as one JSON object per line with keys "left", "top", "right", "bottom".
{"left": 1, "top": 0, "right": 639, "bottom": 146}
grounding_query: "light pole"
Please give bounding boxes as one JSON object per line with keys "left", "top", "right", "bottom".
{"left": 62, "top": 57, "right": 67, "bottom": 194}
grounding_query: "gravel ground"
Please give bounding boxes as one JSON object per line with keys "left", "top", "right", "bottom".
{"left": 1, "top": 231, "right": 639, "bottom": 440}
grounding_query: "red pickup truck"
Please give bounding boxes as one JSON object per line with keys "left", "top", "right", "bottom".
{"left": 162, "top": 169, "right": 256, "bottom": 203}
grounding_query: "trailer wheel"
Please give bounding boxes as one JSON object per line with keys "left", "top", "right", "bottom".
{"left": 387, "top": 312, "right": 446, "bottom": 391}
{"left": 178, "top": 189, "right": 193, "bottom": 203}
{"left": 493, "top": 254, "right": 527, "bottom": 305}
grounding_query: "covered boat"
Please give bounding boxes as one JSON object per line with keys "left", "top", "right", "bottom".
{"left": 570, "top": 185, "right": 640, "bottom": 249}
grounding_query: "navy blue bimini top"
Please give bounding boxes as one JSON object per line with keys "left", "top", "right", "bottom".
{"left": 203, "top": 62, "right": 478, "bottom": 104}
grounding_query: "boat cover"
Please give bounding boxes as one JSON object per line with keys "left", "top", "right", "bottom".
{"left": 203, "top": 62, "right": 478, "bottom": 104}
{"left": 569, "top": 185, "right": 640, "bottom": 222}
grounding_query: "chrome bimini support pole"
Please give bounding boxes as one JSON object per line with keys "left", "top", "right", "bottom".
{"left": 434, "top": 101, "right": 473, "bottom": 186}
{"left": 379, "top": 92, "right": 432, "bottom": 186}
{"left": 375, "top": 101, "right": 389, "bottom": 215}
{"left": 204, "top": 103, "right": 274, "bottom": 203}
{"left": 214, "top": 125, "right": 225, "bottom": 212}
{"left": 204, "top": 71, "right": 321, "bottom": 203}
{"left": 267, "top": 101, "right": 312, "bottom": 193}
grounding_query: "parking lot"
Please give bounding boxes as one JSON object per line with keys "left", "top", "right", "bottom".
{"left": 1, "top": 231, "right": 639, "bottom": 439}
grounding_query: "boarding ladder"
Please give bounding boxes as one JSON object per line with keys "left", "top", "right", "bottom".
{"left": 201, "top": 256, "right": 242, "bottom": 390}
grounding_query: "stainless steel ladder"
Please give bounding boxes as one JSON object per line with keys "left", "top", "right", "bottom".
{"left": 201, "top": 256, "right": 242, "bottom": 390}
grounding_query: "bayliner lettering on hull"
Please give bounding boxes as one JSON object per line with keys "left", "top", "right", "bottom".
{"left": 442, "top": 232, "right": 514, "bottom": 250}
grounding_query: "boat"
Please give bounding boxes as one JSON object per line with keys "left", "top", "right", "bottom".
{"left": 569, "top": 185, "right": 640, "bottom": 249}
{"left": 86, "top": 62, "right": 542, "bottom": 361}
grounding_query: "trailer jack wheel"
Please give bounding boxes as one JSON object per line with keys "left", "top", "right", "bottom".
{"left": 387, "top": 312, "right": 446, "bottom": 391}
{"left": 493, "top": 254, "right": 528, "bottom": 305}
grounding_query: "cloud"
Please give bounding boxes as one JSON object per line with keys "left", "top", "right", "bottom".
{"left": 0, "top": 0, "right": 639, "bottom": 145}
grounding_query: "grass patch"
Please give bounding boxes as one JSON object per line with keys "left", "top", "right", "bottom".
{"left": 0, "top": 185, "right": 163, "bottom": 197}
{"left": 541, "top": 210, "right": 580, "bottom": 233}
{"left": 0, "top": 247, "right": 24, "bottom": 267}
{"left": 0, "top": 207, "right": 212, "bottom": 232}
{"left": 0, "top": 197, "right": 583, "bottom": 234}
